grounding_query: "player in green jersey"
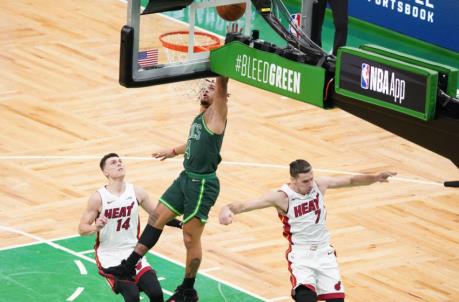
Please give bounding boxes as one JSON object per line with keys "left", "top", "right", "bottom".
{"left": 103, "top": 77, "right": 229, "bottom": 302}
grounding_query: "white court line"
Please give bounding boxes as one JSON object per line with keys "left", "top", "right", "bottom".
{"left": 0, "top": 228, "right": 93, "bottom": 302}
{"left": 218, "top": 282, "right": 229, "bottom": 302}
{"left": 200, "top": 266, "right": 221, "bottom": 273}
{"left": 147, "top": 250, "right": 268, "bottom": 301}
{"left": 0, "top": 233, "right": 83, "bottom": 251}
{"left": 266, "top": 297, "right": 291, "bottom": 302}
{"left": 66, "top": 287, "right": 84, "bottom": 301}
{"left": 79, "top": 249, "right": 94, "bottom": 255}
{"left": 0, "top": 226, "right": 95, "bottom": 263}
{"left": 0, "top": 155, "right": 121, "bottom": 160}
{"left": 0, "top": 227, "right": 179, "bottom": 297}
{"left": 0, "top": 227, "right": 267, "bottom": 301}
{"left": 74, "top": 260, "right": 88, "bottom": 275}
{"left": 0, "top": 155, "right": 444, "bottom": 186}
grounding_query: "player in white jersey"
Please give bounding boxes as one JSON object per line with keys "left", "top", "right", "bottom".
{"left": 219, "top": 159, "right": 396, "bottom": 302}
{"left": 79, "top": 153, "right": 182, "bottom": 302}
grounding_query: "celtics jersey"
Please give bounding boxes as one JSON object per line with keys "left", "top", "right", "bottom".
{"left": 184, "top": 112, "right": 224, "bottom": 174}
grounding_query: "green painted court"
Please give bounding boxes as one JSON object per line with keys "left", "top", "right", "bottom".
{"left": 0, "top": 235, "right": 264, "bottom": 302}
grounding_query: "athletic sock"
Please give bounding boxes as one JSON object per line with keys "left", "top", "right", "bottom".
{"left": 182, "top": 277, "right": 195, "bottom": 289}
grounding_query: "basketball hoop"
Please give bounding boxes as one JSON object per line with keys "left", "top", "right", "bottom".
{"left": 159, "top": 31, "right": 221, "bottom": 63}
{"left": 158, "top": 31, "right": 222, "bottom": 98}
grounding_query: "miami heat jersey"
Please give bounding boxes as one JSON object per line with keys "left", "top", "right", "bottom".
{"left": 278, "top": 182, "right": 330, "bottom": 245}
{"left": 95, "top": 182, "right": 140, "bottom": 268}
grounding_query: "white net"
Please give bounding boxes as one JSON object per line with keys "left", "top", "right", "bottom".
{"left": 170, "top": 77, "right": 214, "bottom": 100}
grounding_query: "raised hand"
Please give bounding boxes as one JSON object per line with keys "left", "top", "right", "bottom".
{"left": 376, "top": 171, "right": 397, "bottom": 182}
{"left": 219, "top": 206, "right": 234, "bottom": 225}
{"left": 152, "top": 148, "right": 176, "bottom": 161}
{"left": 95, "top": 216, "right": 108, "bottom": 232}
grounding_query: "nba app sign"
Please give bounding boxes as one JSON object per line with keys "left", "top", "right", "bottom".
{"left": 360, "top": 63, "right": 406, "bottom": 103}
{"left": 338, "top": 52, "right": 427, "bottom": 114}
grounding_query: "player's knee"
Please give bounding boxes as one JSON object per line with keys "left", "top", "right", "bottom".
{"left": 182, "top": 227, "right": 202, "bottom": 250}
{"left": 116, "top": 282, "right": 140, "bottom": 302}
{"left": 123, "top": 291, "right": 140, "bottom": 302}
{"left": 138, "top": 270, "right": 163, "bottom": 301}
{"left": 142, "top": 279, "right": 164, "bottom": 301}
{"left": 293, "top": 285, "right": 317, "bottom": 302}
{"left": 144, "top": 290, "right": 164, "bottom": 302}
{"left": 182, "top": 231, "right": 195, "bottom": 249}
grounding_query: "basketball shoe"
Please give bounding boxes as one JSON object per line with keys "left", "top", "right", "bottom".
{"left": 166, "top": 285, "right": 199, "bottom": 302}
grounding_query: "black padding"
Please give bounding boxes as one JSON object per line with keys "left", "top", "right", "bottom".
{"left": 139, "top": 224, "right": 163, "bottom": 249}
{"left": 142, "top": 0, "right": 193, "bottom": 15}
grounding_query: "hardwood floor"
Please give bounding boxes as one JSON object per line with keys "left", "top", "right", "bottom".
{"left": 1, "top": 1, "right": 458, "bottom": 301}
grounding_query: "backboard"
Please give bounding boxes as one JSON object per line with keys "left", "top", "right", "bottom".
{"left": 119, "top": 0, "right": 252, "bottom": 87}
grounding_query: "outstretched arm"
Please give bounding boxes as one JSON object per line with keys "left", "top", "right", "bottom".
{"left": 214, "top": 76, "right": 229, "bottom": 117}
{"left": 78, "top": 192, "right": 107, "bottom": 235}
{"left": 215, "top": 76, "right": 229, "bottom": 102}
{"left": 219, "top": 191, "right": 288, "bottom": 225}
{"left": 152, "top": 142, "right": 187, "bottom": 161}
{"left": 316, "top": 171, "right": 397, "bottom": 195}
{"left": 136, "top": 186, "right": 156, "bottom": 214}
{"left": 206, "top": 77, "right": 229, "bottom": 134}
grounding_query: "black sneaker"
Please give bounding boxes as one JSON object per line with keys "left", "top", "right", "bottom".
{"left": 102, "top": 260, "right": 135, "bottom": 280}
{"left": 166, "top": 285, "right": 199, "bottom": 302}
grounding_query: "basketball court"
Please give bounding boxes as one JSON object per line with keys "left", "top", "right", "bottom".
{"left": 0, "top": 231, "right": 264, "bottom": 301}
{"left": 1, "top": 0, "right": 458, "bottom": 301}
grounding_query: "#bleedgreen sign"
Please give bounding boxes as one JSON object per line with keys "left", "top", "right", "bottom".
{"left": 211, "top": 42, "right": 325, "bottom": 107}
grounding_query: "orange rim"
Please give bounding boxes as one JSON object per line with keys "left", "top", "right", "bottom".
{"left": 159, "top": 31, "right": 221, "bottom": 53}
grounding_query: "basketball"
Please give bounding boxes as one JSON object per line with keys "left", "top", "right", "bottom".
{"left": 216, "top": 3, "right": 247, "bottom": 22}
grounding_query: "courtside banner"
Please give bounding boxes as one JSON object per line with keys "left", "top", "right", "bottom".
{"left": 348, "top": 0, "right": 459, "bottom": 52}
{"left": 335, "top": 47, "right": 438, "bottom": 121}
{"left": 210, "top": 42, "right": 325, "bottom": 107}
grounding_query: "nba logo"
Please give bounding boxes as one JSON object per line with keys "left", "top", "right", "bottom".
{"left": 361, "top": 63, "right": 370, "bottom": 89}
{"left": 289, "top": 13, "right": 301, "bottom": 37}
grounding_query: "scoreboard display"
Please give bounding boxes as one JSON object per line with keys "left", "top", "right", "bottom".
{"left": 335, "top": 47, "right": 438, "bottom": 121}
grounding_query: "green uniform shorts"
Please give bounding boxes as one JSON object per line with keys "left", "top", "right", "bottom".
{"left": 159, "top": 170, "right": 220, "bottom": 224}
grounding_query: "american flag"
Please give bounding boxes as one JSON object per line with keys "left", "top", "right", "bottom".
{"left": 138, "top": 48, "right": 159, "bottom": 68}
